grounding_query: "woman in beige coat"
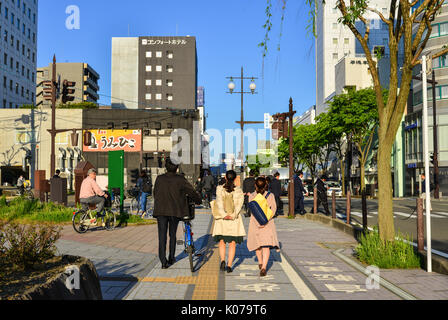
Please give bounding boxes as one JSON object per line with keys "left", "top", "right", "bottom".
{"left": 212, "top": 170, "right": 245, "bottom": 273}
{"left": 247, "top": 177, "right": 279, "bottom": 277}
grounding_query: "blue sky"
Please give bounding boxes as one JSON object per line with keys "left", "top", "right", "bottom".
{"left": 37, "top": 0, "right": 316, "bottom": 156}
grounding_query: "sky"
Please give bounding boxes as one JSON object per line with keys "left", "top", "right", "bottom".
{"left": 37, "top": 0, "right": 316, "bottom": 157}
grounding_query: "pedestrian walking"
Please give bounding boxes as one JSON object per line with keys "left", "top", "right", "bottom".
{"left": 242, "top": 170, "right": 256, "bottom": 217}
{"left": 311, "top": 175, "right": 330, "bottom": 215}
{"left": 247, "top": 177, "right": 280, "bottom": 277}
{"left": 269, "top": 172, "right": 283, "bottom": 216}
{"left": 294, "top": 171, "right": 308, "bottom": 215}
{"left": 202, "top": 170, "right": 215, "bottom": 209}
{"left": 17, "top": 175, "right": 25, "bottom": 195}
{"left": 137, "top": 171, "right": 152, "bottom": 217}
{"left": 211, "top": 170, "right": 245, "bottom": 273}
{"left": 153, "top": 158, "right": 202, "bottom": 269}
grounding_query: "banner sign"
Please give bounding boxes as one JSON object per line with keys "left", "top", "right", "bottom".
{"left": 83, "top": 130, "right": 142, "bottom": 152}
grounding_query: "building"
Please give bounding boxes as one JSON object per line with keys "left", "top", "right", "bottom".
{"left": 315, "top": 0, "right": 391, "bottom": 115}
{"left": 111, "top": 36, "right": 197, "bottom": 110}
{"left": 36, "top": 62, "right": 100, "bottom": 107}
{"left": 404, "top": 1, "right": 448, "bottom": 197}
{"left": 1, "top": 0, "right": 38, "bottom": 108}
{"left": 295, "top": 105, "right": 316, "bottom": 126}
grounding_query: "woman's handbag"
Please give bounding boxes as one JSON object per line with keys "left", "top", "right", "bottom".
{"left": 248, "top": 192, "right": 274, "bottom": 226}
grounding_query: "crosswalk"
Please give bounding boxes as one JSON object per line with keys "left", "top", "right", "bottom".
{"left": 336, "top": 210, "right": 448, "bottom": 220}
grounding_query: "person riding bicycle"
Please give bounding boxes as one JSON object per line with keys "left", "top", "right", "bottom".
{"left": 79, "top": 168, "right": 108, "bottom": 217}
{"left": 17, "top": 175, "right": 25, "bottom": 196}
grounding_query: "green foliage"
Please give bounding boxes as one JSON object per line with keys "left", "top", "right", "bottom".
{"left": 117, "top": 212, "right": 152, "bottom": 226}
{"left": 0, "top": 221, "right": 61, "bottom": 270}
{"left": 57, "top": 102, "right": 98, "bottom": 109}
{"left": 19, "top": 104, "right": 37, "bottom": 109}
{"left": 246, "top": 154, "right": 274, "bottom": 176}
{"left": 356, "top": 228, "right": 421, "bottom": 269}
{"left": 0, "top": 198, "right": 74, "bottom": 223}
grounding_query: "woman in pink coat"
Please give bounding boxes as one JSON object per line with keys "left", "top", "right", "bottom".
{"left": 247, "top": 177, "right": 280, "bottom": 277}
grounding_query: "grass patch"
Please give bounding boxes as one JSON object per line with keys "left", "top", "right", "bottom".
{"left": 355, "top": 228, "right": 421, "bottom": 269}
{"left": 117, "top": 212, "right": 156, "bottom": 226}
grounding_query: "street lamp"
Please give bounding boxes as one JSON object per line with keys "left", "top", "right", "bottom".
{"left": 226, "top": 67, "right": 259, "bottom": 174}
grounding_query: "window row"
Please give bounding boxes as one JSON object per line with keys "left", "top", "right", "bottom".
{"left": 2, "top": 28, "right": 36, "bottom": 60}
{"left": 433, "top": 54, "right": 447, "bottom": 69}
{"left": 145, "top": 79, "right": 173, "bottom": 87}
{"left": 2, "top": 76, "right": 35, "bottom": 99}
{"left": 145, "top": 93, "right": 173, "bottom": 101}
{"left": 430, "top": 22, "right": 448, "bottom": 38}
{"left": 3, "top": 52, "right": 35, "bottom": 80}
{"left": 1, "top": 23, "right": 36, "bottom": 44}
{"left": 145, "top": 51, "right": 174, "bottom": 59}
{"left": 0, "top": 1, "right": 37, "bottom": 24}
{"left": 145, "top": 65, "right": 174, "bottom": 73}
{"left": 413, "top": 85, "right": 448, "bottom": 106}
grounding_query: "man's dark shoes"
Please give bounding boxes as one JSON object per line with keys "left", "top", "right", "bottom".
{"left": 226, "top": 266, "right": 232, "bottom": 273}
{"left": 220, "top": 261, "right": 226, "bottom": 272}
{"left": 168, "top": 258, "right": 176, "bottom": 265}
{"left": 161, "top": 262, "right": 170, "bottom": 269}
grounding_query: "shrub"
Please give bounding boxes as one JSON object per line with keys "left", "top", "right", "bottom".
{"left": 0, "top": 198, "right": 73, "bottom": 223}
{"left": 0, "top": 221, "right": 62, "bottom": 270}
{"left": 356, "top": 228, "right": 421, "bottom": 269}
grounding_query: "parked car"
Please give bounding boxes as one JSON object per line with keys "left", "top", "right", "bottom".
{"left": 327, "top": 181, "right": 343, "bottom": 197}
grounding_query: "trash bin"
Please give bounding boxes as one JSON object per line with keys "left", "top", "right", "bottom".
{"left": 50, "top": 178, "right": 67, "bottom": 206}
{"left": 74, "top": 161, "right": 95, "bottom": 205}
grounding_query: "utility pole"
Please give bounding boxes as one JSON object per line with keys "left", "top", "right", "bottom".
{"left": 50, "top": 55, "right": 57, "bottom": 177}
{"left": 273, "top": 98, "right": 296, "bottom": 218}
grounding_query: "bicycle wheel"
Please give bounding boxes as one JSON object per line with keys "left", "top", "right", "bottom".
{"left": 130, "top": 197, "right": 139, "bottom": 214}
{"left": 72, "top": 211, "right": 90, "bottom": 234}
{"left": 25, "top": 189, "right": 34, "bottom": 200}
{"left": 104, "top": 209, "right": 116, "bottom": 231}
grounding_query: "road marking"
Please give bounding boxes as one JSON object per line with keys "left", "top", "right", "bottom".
{"left": 279, "top": 252, "right": 318, "bottom": 300}
{"left": 351, "top": 211, "right": 373, "bottom": 218}
{"left": 236, "top": 283, "right": 280, "bottom": 293}
{"left": 325, "top": 284, "right": 367, "bottom": 293}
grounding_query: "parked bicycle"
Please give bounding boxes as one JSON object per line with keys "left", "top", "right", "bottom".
{"left": 72, "top": 192, "right": 117, "bottom": 234}
{"left": 177, "top": 196, "right": 197, "bottom": 272}
{"left": 127, "top": 186, "right": 153, "bottom": 217}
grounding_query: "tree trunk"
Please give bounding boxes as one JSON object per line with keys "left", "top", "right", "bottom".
{"left": 340, "top": 160, "right": 345, "bottom": 197}
{"left": 377, "top": 131, "right": 396, "bottom": 241}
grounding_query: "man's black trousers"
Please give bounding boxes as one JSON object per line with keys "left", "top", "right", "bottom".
{"left": 294, "top": 195, "right": 305, "bottom": 213}
{"left": 156, "top": 216, "right": 181, "bottom": 264}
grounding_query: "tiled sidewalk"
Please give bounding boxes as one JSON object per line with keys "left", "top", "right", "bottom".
{"left": 56, "top": 209, "right": 448, "bottom": 300}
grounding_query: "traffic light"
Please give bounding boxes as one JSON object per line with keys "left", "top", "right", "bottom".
{"left": 130, "top": 169, "right": 140, "bottom": 184}
{"left": 83, "top": 131, "right": 92, "bottom": 147}
{"left": 42, "top": 81, "right": 53, "bottom": 101}
{"left": 61, "top": 79, "right": 76, "bottom": 104}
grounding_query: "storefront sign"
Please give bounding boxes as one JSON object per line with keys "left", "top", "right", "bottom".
{"left": 83, "top": 130, "right": 142, "bottom": 152}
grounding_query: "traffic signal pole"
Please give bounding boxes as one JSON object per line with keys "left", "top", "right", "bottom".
{"left": 50, "top": 55, "right": 57, "bottom": 177}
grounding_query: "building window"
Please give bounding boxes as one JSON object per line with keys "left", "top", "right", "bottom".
{"left": 166, "top": 94, "right": 173, "bottom": 101}
{"left": 333, "top": 53, "right": 338, "bottom": 60}
{"left": 145, "top": 93, "right": 152, "bottom": 100}
{"left": 156, "top": 51, "right": 162, "bottom": 58}
{"left": 156, "top": 93, "right": 162, "bottom": 100}
{"left": 333, "top": 38, "right": 338, "bottom": 45}
{"left": 156, "top": 79, "right": 162, "bottom": 86}
{"left": 332, "top": 23, "right": 337, "bottom": 30}
{"left": 155, "top": 65, "right": 162, "bottom": 72}
{"left": 145, "top": 79, "right": 152, "bottom": 86}
{"left": 145, "top": 65, "right": 152, "bottom": 72}
{"left": 166, "top": 65, "right": 173, "bottom": 73}
{"left": 344, "top": 38, "right": 349, "bottom": 45}
{"left": 166, "top": 80, "right": 173, "bottom": 87}
{"left": 167, "top": 51, "right": 173, "bottom": 59}
{"left": 146, "top": 51, "right": 152, "bottom": 58}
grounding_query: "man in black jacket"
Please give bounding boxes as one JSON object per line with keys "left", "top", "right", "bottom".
{"left": 269, "top": 172, "right": 283, "bottom": 216}
{"left": 202, "top": 170, "right": 215, "bottom": 208}
{"left": 153, "top": 158, "right": 202, "bottom": 269}
{"left": 294, "top": 171, "right": 308, "bottom": 215}
{"left": 311, "top": 175, "right": 330, "bottom": 216}
{"left": 242, "top": 170, "right": 256, "bottom": 217}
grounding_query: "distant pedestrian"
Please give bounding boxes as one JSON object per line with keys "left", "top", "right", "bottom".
{"left": 17, "top": 175, "right": 25, "bottom": 195}
{"left": 294, "top": 171, "right": 308, "bottom": 215}
{"left": 420, "top": 174, "right": 433, "bottom": 211}
{"left": 137, "top": 171, "right": 152, "bottom": 217}
{"left": 312, "top": 175, "right": 330, "bottom": 215}
{"left": 53, "top": 169, "right": 61, "bottom": 179}
{"left": 242, "top": 170, "right": 256, "bottom": 217}
{"left": 212, "top": 170, "right": 245, "bottom": 273}
{"left": 269, "top": 172, "right": 283, "bottom": 216}
{"left": 202, "top": 170, "right": 215, "bottom": 209}
{"left": 153, "top": 158, "right": 202, "bottom": 269}
{"left": 247, "top": 177, "right": 280, "bottom": 277}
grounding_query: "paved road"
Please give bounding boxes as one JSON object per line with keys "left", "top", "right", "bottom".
{"left": 56, "top": 208, "right": 448, "bottom": 300}
{"left": 281, "top": 197, "right": 448, "bottom": 257}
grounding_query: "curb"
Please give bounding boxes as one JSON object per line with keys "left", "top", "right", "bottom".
{"left": 296, "top": 213, "right": 448, "bottom": 276}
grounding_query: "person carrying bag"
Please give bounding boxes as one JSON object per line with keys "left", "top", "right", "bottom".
{"left": 211, "top": 170, "right": 245, "bottom": 273}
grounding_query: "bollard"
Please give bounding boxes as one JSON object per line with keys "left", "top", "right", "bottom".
{"left": 313, "top": 188, "right": 318, "bottom": 214}
{"left": 417, "top": 198, "right": 424, "bottom": 251}
{"left": 346, "top": 191, "right": 351, "bottom": 224}
{"left": 332, "top": 190, "right": 336, "bottom": 219}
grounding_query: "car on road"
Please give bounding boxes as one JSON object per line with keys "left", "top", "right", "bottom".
{"left": 327, "top": 181, "right": 343, "bottom": 197}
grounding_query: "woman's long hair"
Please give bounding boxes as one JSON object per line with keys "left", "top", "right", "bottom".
{"left": 255, "top": 177, "right": 268, "bottom": 194}
{"left": 224, "top": 170, "right": 237, "bottom": 193}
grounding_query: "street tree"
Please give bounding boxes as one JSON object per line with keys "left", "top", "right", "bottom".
{"left": 262, "top": 0, "right": 448, "bottom": 241}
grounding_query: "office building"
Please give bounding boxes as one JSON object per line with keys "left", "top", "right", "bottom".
{"left": 111, "top": 36, "right": 197, "bottom": 110}
{"left": 0, "top": 0, "right": 38, "bottom": 108}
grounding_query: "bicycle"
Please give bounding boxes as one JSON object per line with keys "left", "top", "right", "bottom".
{"left": 177, "top": 197, "right": 197, "bottom": 272}
{"left": 15, "top": 185, "right": 34, "bottom": 200}
{"left": 72, "top": 194, "right": 117, "bottom": 234}
{"left": 127, "top": 187, "right": 153, "bottom": 218}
